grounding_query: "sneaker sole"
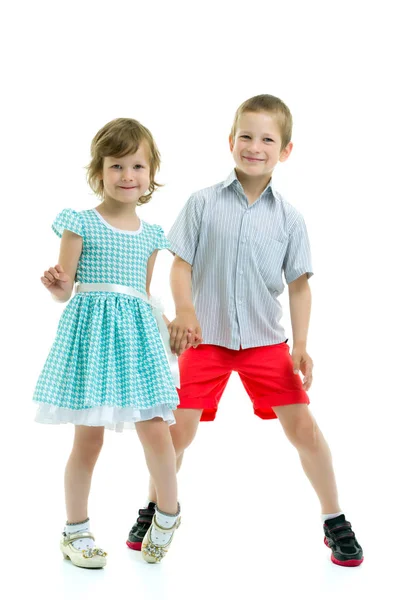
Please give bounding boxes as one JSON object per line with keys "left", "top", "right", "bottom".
{"left": 126, "top": 540, "right": 142, "bottom": 551}
{"left": 324, "top": 537, "right": 364, "bottom": 567}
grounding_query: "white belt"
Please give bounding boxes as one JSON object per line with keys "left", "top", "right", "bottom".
{"left": 75, "top": 283, "right": 180, "bottom": 388}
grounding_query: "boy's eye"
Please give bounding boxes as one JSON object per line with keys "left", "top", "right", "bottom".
{"left": 240, "top": 135, "right": 251, "bottom": 139}
{"left": 264, "top": 138, "right": 274, "bottom": 143}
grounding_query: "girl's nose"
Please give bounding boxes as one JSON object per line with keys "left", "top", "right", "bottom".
{"left": 121, "top": 169, "right": 134, "bottom": 181}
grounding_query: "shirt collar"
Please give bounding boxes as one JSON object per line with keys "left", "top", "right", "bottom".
{"left": 222, "top": 170, "right": 278, "bottom": 200}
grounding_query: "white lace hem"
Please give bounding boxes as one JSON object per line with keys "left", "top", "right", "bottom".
{"left": 35, "top": 404, "right": 176, "bottom": 432}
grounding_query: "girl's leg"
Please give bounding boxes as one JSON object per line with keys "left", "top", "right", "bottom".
{"left": 136, "top": 417, "right": 180, "bottom": 514}
{"left": 273, "top": 404, "right": 340, "bottom": 514}
{"left": 64, "top": 425, "right": 105, "bottom": 523}
{"left": 147, "top": 409, "right": 202, "bottom": 503}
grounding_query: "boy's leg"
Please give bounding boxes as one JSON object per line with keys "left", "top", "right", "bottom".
{"left": 237, "top": 343, "right": 339, "bottom": 510}
{"left": 272, "top": 404, "right": 340, "bottom": 513}
{"left": 237, "top": 343, "right": 363, "bottom": 566}
{"left": 273, "top": 404, "right": 363, "bottom": 566}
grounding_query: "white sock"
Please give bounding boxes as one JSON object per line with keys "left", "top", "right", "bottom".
{"left": 64, "top": 518, "right": 95, "bottom": 551}
{"left": 321, "top": 512, "right": 344, "bottom": 523}
{"left": 150, "top": 505, "right": 180, "bottom": 546}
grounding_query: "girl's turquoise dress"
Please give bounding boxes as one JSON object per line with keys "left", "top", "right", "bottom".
{"left": 33, "top": 208, "right": 179, "bottom": 432}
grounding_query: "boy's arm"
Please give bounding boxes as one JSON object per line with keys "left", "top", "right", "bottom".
{"left": 288, "top": 274, "right": 313, "bottom": 391}
{"left": 169, "top": 255, "right": 202, "bottom": 355}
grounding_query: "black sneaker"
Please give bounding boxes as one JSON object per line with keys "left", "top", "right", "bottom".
{"left": 126, "top": 502, "right": 156, "bottom": 551}
{"left": 323, "top": 514, "right": 364, "bottom": 567}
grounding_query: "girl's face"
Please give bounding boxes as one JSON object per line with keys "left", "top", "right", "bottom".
{"left": 100, "top": 143, "right": 151, "bottom": 204}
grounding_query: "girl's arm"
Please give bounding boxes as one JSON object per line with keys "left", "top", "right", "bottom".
{"left": 146, "top": 250, "right": 170, "bottom": 325}
{"left": 41, "top": 230, "right": 83, "bottom": 303}
{"left": 288, "top": 273, "right": 313, "bottom": 391}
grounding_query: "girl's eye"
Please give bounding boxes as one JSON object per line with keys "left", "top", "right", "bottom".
{"left": 134, "top": 164, "right": 144, "bottom": 169}
{"left": 111, "top": 164, "right": 122, "bottom": 169}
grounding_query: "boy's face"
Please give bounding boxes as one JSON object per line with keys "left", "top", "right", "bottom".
{"left": 229, "top": 111, "right": 292, "bottom": 178}
{"left": 100, "top": 143, "right": 151, "bottom": 204}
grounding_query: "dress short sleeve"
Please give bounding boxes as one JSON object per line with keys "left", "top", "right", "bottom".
{"left": 52, "top": 209, "right": 84, "bottom": 238}
{"left": 154, "top": 225, "right": 171, "bottom": 251}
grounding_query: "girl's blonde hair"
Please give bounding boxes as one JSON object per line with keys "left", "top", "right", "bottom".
{"left": 231, "top": 94, "right": 293, "bottom": 150}
{"left": 87, "top": 118, "right": 161, "bottom": 205}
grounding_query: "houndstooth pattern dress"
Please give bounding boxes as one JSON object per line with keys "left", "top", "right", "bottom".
{"left": 33, "top": 208, "right": 179, "bottom": 431}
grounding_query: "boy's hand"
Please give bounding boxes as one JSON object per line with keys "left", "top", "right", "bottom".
{"left": 41, "top": 264, "right": 72, "bottom": 299}
{"left": 291, "top": 346, "right": 313, "bottom": 391}
{"left": 168, "top": 309, "right": 203, "bottom": 355}
{"left": 180, "top": 330, "right": 203, "bottom": 355}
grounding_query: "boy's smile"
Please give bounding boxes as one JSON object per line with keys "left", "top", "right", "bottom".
{"left": 230, "top": 111, "right": 292, "bottom": 180}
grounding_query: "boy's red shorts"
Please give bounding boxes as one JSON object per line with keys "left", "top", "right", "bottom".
{"left": 177, "top": 343, "right": 309, "bottom": 421}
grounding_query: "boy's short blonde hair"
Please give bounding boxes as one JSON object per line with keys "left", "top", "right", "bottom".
{"left": 87, "top": 118, "right": 161, "bottom": 205}
{"left": 231, "top": 94, "right": 293, "bottom": 149}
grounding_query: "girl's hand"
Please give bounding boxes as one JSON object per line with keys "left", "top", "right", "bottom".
{"left": 291, "top": 346, "right": 314, "bottom": 391}
{"left": 41, "top": 264, "right": 72, "bottom": 299}
{"left": 168, "top": 310, "right": 202, "bottom": 355}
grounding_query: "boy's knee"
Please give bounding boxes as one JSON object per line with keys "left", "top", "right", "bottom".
{"left": 170, "top": 426, "right": 196, "bottom": 454}
{"left": 285, "top": 416, "right": 318, "bottom": 450}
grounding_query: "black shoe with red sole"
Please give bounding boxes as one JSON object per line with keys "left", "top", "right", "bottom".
{"left": 126, "top": 502, "right": 156, "bottom": 551}
{"left": 323, "top": 514, "right": 364, "bottom": 567}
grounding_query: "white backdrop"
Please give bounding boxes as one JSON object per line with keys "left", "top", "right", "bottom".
{"left": 1, "top": 1, "right": 399, "bottom": 598}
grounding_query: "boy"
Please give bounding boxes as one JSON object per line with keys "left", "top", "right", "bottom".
{"left": 127, "top": 95, "right": 363, "bottom": 567}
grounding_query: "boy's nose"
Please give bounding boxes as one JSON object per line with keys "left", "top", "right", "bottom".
{"left": 248, "top": 141, "right": 261, "bottom": 153}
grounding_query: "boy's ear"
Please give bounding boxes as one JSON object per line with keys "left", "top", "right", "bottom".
{"left": 279, "top": 141, "right": 293, "bottom": 163}
{"left": 229, "top": 135, "right": 234, "bottom": 152}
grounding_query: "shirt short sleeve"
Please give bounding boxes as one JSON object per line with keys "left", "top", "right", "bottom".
{"left": 52, "top": 209, "right": 84, "bottom": 238}
{"left": 167, "top": 194, "right": 205, "bottom": 265}
{"left": 153, "top": 224, "right": 171, "bottom": 251}
{"left": 283, "top": 214, "right": 314, "bottom": 284}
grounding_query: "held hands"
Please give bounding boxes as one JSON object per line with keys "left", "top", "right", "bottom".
{"left": 41, "top": 264, "right": 72, "bottom": 300}
{"left": 168, "top": 309, "right": 203, "bottom": 356}
{"left": 291, "top": 346, "right": 314, "bottom": 391}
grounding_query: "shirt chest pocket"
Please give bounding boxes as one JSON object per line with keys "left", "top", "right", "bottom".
{"left": 251, "top": 236, "right": 288, "bottom": 290}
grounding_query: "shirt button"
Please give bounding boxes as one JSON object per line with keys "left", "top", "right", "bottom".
{"left": 238, "top": 300, "right": 243, "bottom": 305}
{"left": 239, "top": 270, "right": 244, "bottom": 275}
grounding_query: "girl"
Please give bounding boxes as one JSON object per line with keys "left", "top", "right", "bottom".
{"left": 33, "top": 118, "right": 182, "bottom": 566}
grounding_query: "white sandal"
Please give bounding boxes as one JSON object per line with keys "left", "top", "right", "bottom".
{"left": 141, "top": 515, "right": 181, "bottom": 564}
{"left": 60, "top": 532, "right": 107, "bottom": 568}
